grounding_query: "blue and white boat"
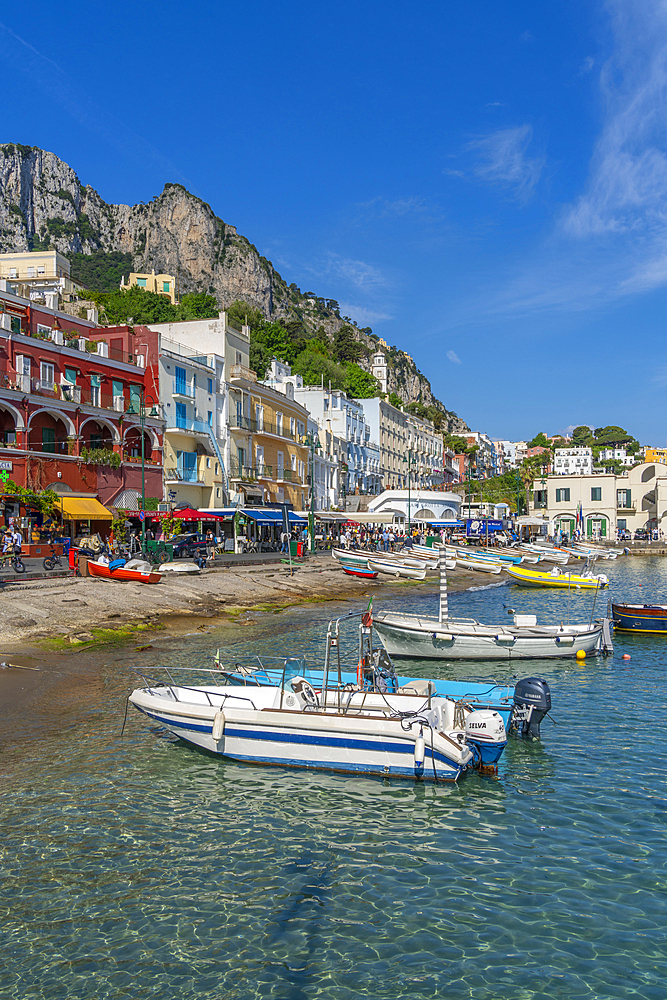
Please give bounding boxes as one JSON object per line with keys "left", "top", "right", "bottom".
{"left": 127, "top": 614, "right": 531, "bottom": 781}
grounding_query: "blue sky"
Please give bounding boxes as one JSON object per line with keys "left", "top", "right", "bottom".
{"left": 2, "top": 1, "right": 667, "bottom": 443}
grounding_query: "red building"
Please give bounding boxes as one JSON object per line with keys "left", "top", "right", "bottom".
{"left": 0, "top": 284, "right": 164, "bottom": 518}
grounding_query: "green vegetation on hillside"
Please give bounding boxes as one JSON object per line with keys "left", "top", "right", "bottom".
{"left": 70, "top": 251, "right": 134, "bottom": 292}
{"left": 82, "top": 285, "right": 219, "bottom": 325}
{"left": 226, "top": 300, "right": 380, "bottom": 398}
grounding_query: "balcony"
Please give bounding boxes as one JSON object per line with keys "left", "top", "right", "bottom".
{"left": 173, "top": 379, "right": 196, "bottom": 399}
{"left": 167, "top": 417, "right": 215, "bottom": 435}
{"left": 165, "top": 467, "right": 203, "bottom": 484}
{"left": 277, "top": 468, "right": 302, "bottom": 483}
{"left": 254, "top": 419, "right": 297, "bottom": 442}
{"left": 229, "top": 462, "right": 266, "bottom": 481}
{"left": 230, "top": 363, "right": 257, "bottom": 382}
{"left": 230, "top": 414, "right": 257, "bottom": 432}
{"left": 60, "top": 382, "right": 82, "bottom": 403}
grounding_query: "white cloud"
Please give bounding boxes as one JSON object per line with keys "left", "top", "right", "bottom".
{"left": 338, "top": 303, "right": 393, "bottom": 326}
{"left": 474, "top": 2, "right": 667, "bottom": 318}
{"left": 329, "top": 256, "right": 385, "bottom": 288}
{"left": 446, "top": 350, "right": 461, "bottom": 364}
{"left": 467, "top": 125, "right": 544, "bottom": 202}
{"left": 562, "top": 2, "right": 667, "bottom": 249}
{"left": 580, "top": 56, "right": 595, "bottom": 75}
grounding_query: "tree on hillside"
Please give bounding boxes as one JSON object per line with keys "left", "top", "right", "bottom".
{"left": 345, "top": 364, "right": 380, "bottom": 398}
{"left": 292, "top": 349, "right": 347, "bottom": 391}
{"left": 179, "top": 292, "right": 219, "bottom": 320}
{"left": 528, "top": 432, "right": 549, "bottom": 448}
{"left": 227, "top": 300, "right": 264, "bottom": 331}
{"left": 571, "top": 425, "right": 594, "bottom": 446}
{"left": 593, "top": 425, "right": 634, "bottom": 447}
{"left": 332, "top": 326, "right": 363, "bottom": 364}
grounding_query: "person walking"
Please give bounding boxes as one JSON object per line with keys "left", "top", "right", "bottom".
{"left": 205, "top": 529, "right": 215, "bottom": 562}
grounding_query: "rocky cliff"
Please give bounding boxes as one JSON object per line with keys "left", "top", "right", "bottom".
{"left": 0, "top": 143, "right": 467, "bottom": 432}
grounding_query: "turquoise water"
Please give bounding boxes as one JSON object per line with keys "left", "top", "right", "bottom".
{"left": 2, "top": 558, "right": 667, "bottom": 999}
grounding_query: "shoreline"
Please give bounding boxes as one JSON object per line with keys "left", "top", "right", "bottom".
{"left": 0, "top": 558, "right": 502, "bottom": 755}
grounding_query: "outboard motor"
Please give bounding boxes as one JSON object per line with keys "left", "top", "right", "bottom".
{"left": 464, "top": 710, "right": 508, "bottom": 767}
{"left": 512, "top": 677, "right": 551, "bottom": 738}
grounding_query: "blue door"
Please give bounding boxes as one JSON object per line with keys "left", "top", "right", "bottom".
{"left": 175, "top": 402, "right": 187, "bottom": 429}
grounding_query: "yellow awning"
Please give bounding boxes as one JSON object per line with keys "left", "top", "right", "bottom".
{"left": 59, "top": 497, "right": 113, "bottom": 520}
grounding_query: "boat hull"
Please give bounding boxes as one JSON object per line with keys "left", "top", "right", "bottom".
{"left": 368, "top": 559, "right": 426, "bottom": 579}
{"left": 88, "top": 561, "right": 162, "bottom": 584}
{"left": 507, "top": 566, "right": 607, "bottom": 589}
{"left": 129, "top": 690, "right": 470, "bottom": 782}
{"left": 373, "top": 612, "right": 603, "bottom": 659}
{"left": 611, "top": 603, "right": 667, "bottom": 633}
{"left": 342, "top": 565, "right": 378, "bottom": 579}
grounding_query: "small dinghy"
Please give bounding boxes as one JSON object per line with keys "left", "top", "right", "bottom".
{"left": 368, "top": 558, "right": 427, "bottom": 579}
{"left": 342, "top": 564, "right": 379, "bottom": 579}
{"left": 88, "top": 558, "right": 162, "bottom": 584}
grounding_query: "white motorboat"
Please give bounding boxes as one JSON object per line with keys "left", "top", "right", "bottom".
{"left": 373, "top": 610, "right": 604, "bottom": 659}
{"left": 128, "top": 619, "right": 511, "bottom": 780}
{"left": 372, "top": 553, "right": 609, "bottom": 660}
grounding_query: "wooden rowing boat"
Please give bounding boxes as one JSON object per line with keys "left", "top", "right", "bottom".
{"left": 88, "top": 560, "right": 162, "bottom": 584}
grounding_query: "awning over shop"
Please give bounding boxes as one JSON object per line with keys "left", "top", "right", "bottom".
{"left": 60, "top": 497, "right": 113, "bottom": 520}
{"left": 339, "top": 511, "right": 399, "bottom": 524}
{"left": 241, "top": 508, "right": 308, "bottom": 527}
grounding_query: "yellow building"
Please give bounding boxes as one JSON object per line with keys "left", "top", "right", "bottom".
{"left": 0, "top": 249, "right": 83, "bottom": 303}
{"left": 229, "top": 367, "right": 309, "bottom": 508}
{"left": 644, "top": 447, "right": 667, "bottom": 465}
{"left": 124, "top": 270, "right": 176, "bottom": 304}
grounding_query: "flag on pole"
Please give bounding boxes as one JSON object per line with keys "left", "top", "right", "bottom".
{"left": 361, "top": 596, "right": 373, "bottom": 628}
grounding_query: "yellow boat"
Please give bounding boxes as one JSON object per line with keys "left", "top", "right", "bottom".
{"left": 507, "top": 566, "right": 608, "bottom": 589}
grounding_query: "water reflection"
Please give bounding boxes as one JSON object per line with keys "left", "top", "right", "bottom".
{"left": 2, "top": 558, "right": 667, "bottom": 999}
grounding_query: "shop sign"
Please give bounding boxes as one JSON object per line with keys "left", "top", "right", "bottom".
{"left": 0, "top": 461, "right": 13, "bottom": 471}
{"left": 466, "top": 518, "right": 504, "bottom": 537}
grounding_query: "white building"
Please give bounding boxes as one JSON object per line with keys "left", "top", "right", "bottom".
{"left": 406, "top": 411, "right": 445, "bottom": 489}
{"left": 530, "top": 461, "right": 667, "bottom": 538}
{"left": 370, "top": 351, "right": 388, "bottom": 393}
{"left": 597, "top": 448, "right": 635, "bottom": 467}
{"left": 465, "top": 431, "right": 496, "bottom": 477}
{"left": 293, "top": 381, "right": 381, "bottom": 498}
{"left": 367, "top": 489, "right": 462, "bottom": 525}
{"left": 147, "top": 312, "right": 251, "bottom": 506}
{"left": 156, "top": 339, "right": 227, "bottom": 508}
{"left": 553, "top": 447, "right": 593, "bottom": 476}
{"left": 493, "top": 440, "right": 526, "bottom": 471}
{"left": 360, "top": 397, "right": 410, "bottom": 488}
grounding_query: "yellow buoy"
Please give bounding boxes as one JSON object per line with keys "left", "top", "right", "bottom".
{"left": 576, "top": 649, "right": 586, "bottom": 660}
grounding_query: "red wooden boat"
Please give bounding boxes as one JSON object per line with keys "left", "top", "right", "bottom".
{"left": 87, "top": 560, "right": 162, "bottom": 584}
{"left": 342, "top": 565, "right": 378, "bottom": 579}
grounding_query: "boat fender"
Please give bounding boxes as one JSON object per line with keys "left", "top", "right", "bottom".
{"left": 212, "top": 710, "right": 225, "bottom": 741}
{"left": 414, "top": 727, "right": 425, "bottom": 773}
